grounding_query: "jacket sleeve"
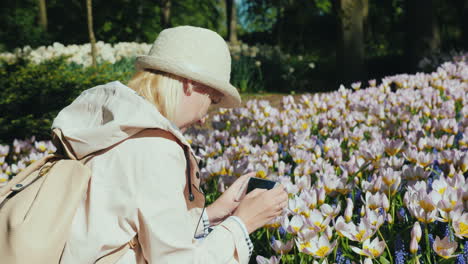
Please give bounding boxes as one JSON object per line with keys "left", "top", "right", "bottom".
{"left": 131, "top": 137, "right": 251, "bottom": 264}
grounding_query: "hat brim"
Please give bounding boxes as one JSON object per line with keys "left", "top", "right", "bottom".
{"left": 135, "top": 55, "right": 241, "bottom": 109}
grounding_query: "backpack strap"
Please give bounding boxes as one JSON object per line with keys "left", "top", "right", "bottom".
{"left": 51, "top": 128, "right": 79, "bottom": 160}
{"left": 93, "top": 128, "right": 188, "bottom": 264}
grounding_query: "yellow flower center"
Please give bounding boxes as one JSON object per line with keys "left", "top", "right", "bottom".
{"left": 220, "top": 167, "right": 228, "bottom": 175}
{"left": 256, "top": 171, "right": 267, "bottom": 179}
{"left": 300, "top": 211, "right": 310, "bottom": 218}
{"left": 364, "top": 247, "right": 381, "bottom": 257}
{"left": 315, "top": 246, "right": 330, "bottom": 257}
{"left": 299, "top": 242, "right": 311, "bottom": 251}
{"left": 295, "top": 159, "right": 305, "bottom": 164}
{"left": 355, "top": 230, "right": 366, "bottom": 241}
{"left": 459, "top": 222, "right": 468, "bottom": 235}
{"left": 265, "top": 223, "right": 281, "bottom": 229}
{"left": 419, "top": 200, "right": 435, "bottom": 212}
{"left": 438, "top": 187, "right": 446, "bottom": 194}
{"left": 385, "top": 148, "right": 399, "bottom": 156}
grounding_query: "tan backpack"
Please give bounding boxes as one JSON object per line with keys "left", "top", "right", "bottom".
{"left": 0, "top": 129, "right": 138, "bottom": 264}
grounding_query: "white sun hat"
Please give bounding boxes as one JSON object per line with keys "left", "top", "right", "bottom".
{"left": 135, "top": 25, "right": 241, "bottom": 108}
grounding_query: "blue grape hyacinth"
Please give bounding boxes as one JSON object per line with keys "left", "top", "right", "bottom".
{"left": 394, "top": 234, "right": 407, "bottom": 264}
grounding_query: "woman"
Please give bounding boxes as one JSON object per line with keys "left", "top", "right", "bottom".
{"left": 53, "top": 26, "right": 288, "bottom": 263}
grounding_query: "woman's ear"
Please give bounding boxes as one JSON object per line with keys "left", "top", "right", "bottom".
{"left": 183, "top": 79, "right": 193, "bottom": 96}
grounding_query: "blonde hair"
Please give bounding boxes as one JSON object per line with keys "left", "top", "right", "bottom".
{"left": 127, "top": 70, "right": 189, "bottom": 123}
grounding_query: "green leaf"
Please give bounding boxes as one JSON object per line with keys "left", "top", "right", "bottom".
{"left": 102, "top": 21, "right": 113, "bottom": 32}
{"left": 379, "top": 256, "right": 391, "bottom": 264}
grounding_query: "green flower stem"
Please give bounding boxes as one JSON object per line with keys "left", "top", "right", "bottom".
{"left": 388, "top": 188, "right": 394, "bottom": 231}
{"left": 266, "top": 229, "right": 271, "bottom": 248}
{"left": 426, "top": 166, "right": 442, "bottom": 178}
{"left": 447, "top": 219, "right": 454, "bottom": 242}
{"left": 333, "top": 236, "right": 341, "bottom": 261}
{"left": 424, "top": 224, "right": 432, "bottom": 264}
{"left": 348, "top": 161, "right": 372, "bottom": 183}
{"left": 294, "top": 242, "right": 299, "bottom": 264}
{"left": 377, "top": 229, "right": 394, "bottom": 264}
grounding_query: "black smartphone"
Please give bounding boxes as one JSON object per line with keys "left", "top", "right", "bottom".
{"left": 246, "top": 177, "right": 278, "bottom": 194}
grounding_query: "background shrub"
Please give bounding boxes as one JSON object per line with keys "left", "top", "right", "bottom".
{"left": 0, "top": 57, "right": 134, "bottom": 143}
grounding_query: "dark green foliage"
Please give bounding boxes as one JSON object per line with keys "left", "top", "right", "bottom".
{"left": 0, "top": 57, "right": 134, "bottom": 143}
{"left": 0, "top": 1, "right": 51, "bottom": 51}
{"left": 0, "top": 0, "right": 224, "bottom": 51}
{"left": 231, "top": 55, "right": 264, "bottom": 93}
{"left": 230, "top": 47, "right": 327, "bottom": 94}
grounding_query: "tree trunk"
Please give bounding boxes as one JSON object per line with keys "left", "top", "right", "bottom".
{"left": 405, "top": 0, "right": 440, "bottom": 71}
{"left": 86, "top": 0, "right": 97, "bottom": 67}
{"left": 160, "top": 0, "right": 171, "bottom": 29}
{"left": 38, "top": 0, "right": 47, "bottom": 31}
{"left": 335, "top": 0, "right": 369, "bottom": 84}
{"left": 226, "top": 0, "right": 238, "bottom": 43}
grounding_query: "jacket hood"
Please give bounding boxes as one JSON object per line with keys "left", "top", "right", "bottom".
{"left": 52, "top": 81, "right": 193, "bottom": 159}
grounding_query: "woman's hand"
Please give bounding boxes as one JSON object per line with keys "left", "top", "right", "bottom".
{"left": 206, "top": 172, "right": 255, "bottom": 225}
{"left": 233, "top": 185, "right": 288, "bottom": 234}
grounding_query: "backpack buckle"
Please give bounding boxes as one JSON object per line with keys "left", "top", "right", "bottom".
{"left": 128, "top": 236, "right": 138, "bottom": 249}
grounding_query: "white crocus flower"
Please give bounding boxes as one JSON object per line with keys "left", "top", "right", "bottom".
{"left": 432, "top": 236, "right": 458, "bottom": 259}
{"left": 301, "top": 234, "right": 336, "bottom": 259}
{"left": 451, "top": 210, "right": 468, "bottom": 239}
{"left": 305, "top": 209, "right": 331, "bottom": 232}
{"left": 409, "top": 236, "right": 419, "bottom": 254}
{"left": 256, "top": 255, "right": 280, "bottom": 264}
{"left": 344, "top": 198, "right": 354, "bottom": 222}
{"left": 350, "top": 237, "right": 385, "bottom": 259}
{"left": 411, "top": 221, "right": 422, "bottom": 242}
{"left": 270, "top": 239, "right": 294, "bottom": 254}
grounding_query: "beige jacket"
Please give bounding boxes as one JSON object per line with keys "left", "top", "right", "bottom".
{"left": 52, "top": 81, "right": 251, "bottom": 264}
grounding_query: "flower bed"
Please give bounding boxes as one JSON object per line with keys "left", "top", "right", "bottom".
{"left": 0, "top": 41, "right": 285, "bottom": 68}
{"left": 1, "top": 60, "right": 467, "bottom": 263}
{"left": 0, "top": 41, "right": 318, "bottom": 95}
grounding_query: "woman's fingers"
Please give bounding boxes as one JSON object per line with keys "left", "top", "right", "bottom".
{"left": 246, "top": 188, "right": 267, "bottom": 198}
{"left": 232, "top": 173, "right": 255, "bottom": 201}
{"left": 237, "top": 172, "right": 255, "bottom": 184}
{"left": 237, "top": 173, "right": 254, "bottom": 190}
